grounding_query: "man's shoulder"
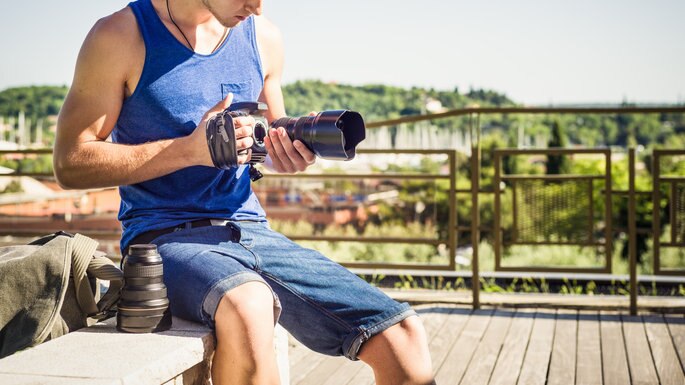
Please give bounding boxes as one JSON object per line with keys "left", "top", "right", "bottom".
{"left": 253, "top": 15, "right": 283, "bottom": 78}
{"left": 87, "top": 7, "right": 140, "bottom": 50}
{"left": 254, "top": 15, "right": 282, "bottom": 48}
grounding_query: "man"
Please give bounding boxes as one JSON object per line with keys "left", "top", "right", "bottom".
{"left": 54, "top": 0, "right": 435, "bottom": 384}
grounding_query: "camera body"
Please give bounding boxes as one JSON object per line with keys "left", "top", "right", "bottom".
{"left": 226, "top": 102, "right": 270, "bottom": 164}
{"left": 206, "top": 101, "right": 366, "bottom": 180}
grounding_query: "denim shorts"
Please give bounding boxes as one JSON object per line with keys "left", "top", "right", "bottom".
{"left": 146, "top": 220, "right": 415, "bottom": 360}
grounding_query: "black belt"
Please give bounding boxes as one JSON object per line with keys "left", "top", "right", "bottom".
{"left": 125, "top": 219, "right": 240, "bottom": 255}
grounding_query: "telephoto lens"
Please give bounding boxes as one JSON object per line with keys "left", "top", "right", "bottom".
{"left": 117, "top": 244, "right": 172, "bottom": 333}
{"left": 271, "top": 110, "right": 366, "bottom": 161}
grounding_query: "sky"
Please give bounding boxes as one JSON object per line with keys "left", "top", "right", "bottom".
{"left": 0, "top": 0, "right": 683, "bottom": 105}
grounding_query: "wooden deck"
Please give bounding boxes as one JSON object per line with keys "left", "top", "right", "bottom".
{"left": 288, "top": 304, "right": 685, "bottom": 385}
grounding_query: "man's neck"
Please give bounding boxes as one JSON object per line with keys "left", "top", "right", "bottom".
{"left": 164, "top": 0, "right": 215, "bottom": 28}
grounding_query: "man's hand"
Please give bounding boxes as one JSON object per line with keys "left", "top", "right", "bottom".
{"left": 189, "top": 93, "right": 256, "bottom": 167}
{"left": 264, "top": 112, "right": 317, "bottom": 173}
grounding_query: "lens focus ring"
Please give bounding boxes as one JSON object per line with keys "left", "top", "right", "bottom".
{"left": 123, "top": 264, "right": 164, "bottom": 278}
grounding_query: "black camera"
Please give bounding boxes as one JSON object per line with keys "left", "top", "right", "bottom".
{"left": 206, "top": 102, "right": 366, "bottom": 180}
{"left": 116, "top": 244, "right": 172, "bottom": 333}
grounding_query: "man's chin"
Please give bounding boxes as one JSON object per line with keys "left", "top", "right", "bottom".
{"left": 219, "top": 19, "right": 241, "bottom": 28}
{"left": 216, "top": 14, "right": 246, "bottom": 28}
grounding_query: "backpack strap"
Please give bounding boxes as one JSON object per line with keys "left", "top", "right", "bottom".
{"left": 71, "top": 234, "right": 124, "bottom": 320}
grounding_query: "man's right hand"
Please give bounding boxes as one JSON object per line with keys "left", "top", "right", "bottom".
{"left": 190, "top": 93, "right": 256, "bottom": 167}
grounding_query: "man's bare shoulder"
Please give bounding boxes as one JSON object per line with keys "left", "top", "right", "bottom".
{"left": 86, "top": 7, "right": 141, "bottom": 51}
{"left": 254, "top": 15, "right": 283, "bottom": 50}
{"left": 254, "top": 15, "right": 284, "bottom": 79}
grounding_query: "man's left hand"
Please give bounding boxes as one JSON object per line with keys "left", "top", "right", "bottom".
{"left": 265, "top": 112, "right": 317, "bottom": 173}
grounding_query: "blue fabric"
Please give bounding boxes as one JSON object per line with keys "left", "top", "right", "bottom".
{"left": 150, "top": 222, "right": 415, "bottom": 360}
{"left": 113, "top": 0, "right": 266, "bottom": 251}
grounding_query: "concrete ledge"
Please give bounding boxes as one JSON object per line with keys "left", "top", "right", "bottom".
{"left": 0, "top": 317, "right": 289, "bottom": 385}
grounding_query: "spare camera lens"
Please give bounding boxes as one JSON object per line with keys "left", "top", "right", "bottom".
{"left": 117, "top": 244, "right": 172, "bottom": 333}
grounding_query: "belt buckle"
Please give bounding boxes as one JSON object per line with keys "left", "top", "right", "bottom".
{"left": 210, "top": 219, "right": 231, "bottom": 226}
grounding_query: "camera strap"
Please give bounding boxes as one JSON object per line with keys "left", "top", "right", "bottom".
{"left": 206, "top": 110, "right": 239, "bottom": 169}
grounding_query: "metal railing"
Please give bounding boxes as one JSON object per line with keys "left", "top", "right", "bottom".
{"left": 1, "top": 105, "right": 684, "bottom": 315}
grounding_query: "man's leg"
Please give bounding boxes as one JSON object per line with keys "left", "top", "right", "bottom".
{"left": 358, "top": 315, "right": 435, "bottom": 385}
{"left": 211, "top": 281, "right": 280, "bottom": 385}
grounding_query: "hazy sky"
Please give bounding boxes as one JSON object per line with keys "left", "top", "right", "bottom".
{"left": 1, "top": 0, "right": 683, "bottom": 105}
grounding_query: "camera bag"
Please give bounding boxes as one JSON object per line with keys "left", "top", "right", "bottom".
{"left": 0, "top": 232, "right": 123, "bottom": 358}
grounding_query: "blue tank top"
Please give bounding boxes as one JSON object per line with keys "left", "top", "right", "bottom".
{"left": 114, "top": 0, "right": 267, "bottom": 251}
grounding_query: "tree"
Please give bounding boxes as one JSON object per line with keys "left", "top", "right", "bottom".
{"left": 546, "top": 120, "right": 570, "bottom": 175}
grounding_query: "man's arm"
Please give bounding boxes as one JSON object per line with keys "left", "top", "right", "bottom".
{"left": 53, "top": 10, "right": 252, "bottom": 189}
{"left": 255, "top": 16, "right": 316, "bottom": 174}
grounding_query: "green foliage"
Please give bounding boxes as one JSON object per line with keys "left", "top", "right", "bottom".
{"left": 546, "top": 120, "right": 570, "bottom": 175}
{"left": 0, "top": 155, "right": 53, "bottom": 175}
{"left": 0, "top": 85, "right": 68, "bottom": 120}
{"left": 281, "top": 80, "right": 514, "bottom": 122}
{"left": 0, "top": 180, "right": 23, "bottom": 194}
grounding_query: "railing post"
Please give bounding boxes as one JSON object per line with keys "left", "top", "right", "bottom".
{"left": 628, "top": 148, "right": 637, "bottom": 315}
{"left": 448, "top": 150, "right": 457, "bottom": 270}
{"left": 604, "top": 149, "right": 613, "bottom": 273}
{"left": 652, "top": 151, "right": 661, "bottom": 275}
{"left": 470, "top": 113, "right": 481, "bottom": 309}
{"left": 494, "top": 151, "right": 501, "bottom": 271}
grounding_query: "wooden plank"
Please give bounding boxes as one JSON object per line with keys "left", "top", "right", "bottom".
{"left": 547, "top": 309, "right": 577, "bottom": 385}
{"left": 418, "top": 304, "right": 462, "bottom": 341}
{"left": 429, "top": 307, "right": 473, "bottom": 379}
{"left": 600, "top": 311, "right": 631, "bottom": 385}
{"left": 576, "top": 310, "right": 602, "bottom": 385}
{"left": 488, "top": 309, "right": 536, "bottom": 385}
{"left": 288, "top": 335, "right": 311, "bottom": 368}
{"left": 344, "top": 364, "right": 374, "bottom": 385}
{"left": 643, "top": 314, "right": 685, "bottom": 385}
{"left": 299, "top": 355, "right": 350, "bottom": 385}
{"left": 459, "top": 309, "right": 515, "bottom": 385}
{"left": 434, "top": 308, "right": 495, "bottom": 384}
{"left": 319, "top": 358, "right": 366, "bottom": 385}
{"left": 517, "top": 308, "right": 556, "bottom": 385}
{"left": 665, "top": 315, "right": 685, "bottom": 372}
{"left": 622, "top": 314, "right": 659, "bottom": 385}
{"left": 291, "top": 349, "right": 328, "bottom": 385}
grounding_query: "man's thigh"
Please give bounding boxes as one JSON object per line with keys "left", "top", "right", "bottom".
{"left": 152, "top": 226, "right": 271, "bottom": 325}
{"left": 240, "top": 222, "right": 415, "bottom": 360}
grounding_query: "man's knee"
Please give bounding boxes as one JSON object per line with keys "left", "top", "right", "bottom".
{"left": 214, "top": 281, "right": 275, "bottom": 332}
{"left": 211, "top": 281, "right": 280, "bottom": 384}
{"left": 377, "top": 316, "right": 430, "bottom": 351}
{"left": 359, "top": 315, "right": 434, "bottom": 385}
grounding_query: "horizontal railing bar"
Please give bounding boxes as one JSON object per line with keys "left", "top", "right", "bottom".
{"left": 0, "top": 149, "right": 53, "bottom": 155}
{"left": 0, "top": 230, "right": 123, "bottom": 240}
{"left": 349, "top": 268, "right": 685, "bottom": 283}
{"left": 504, "top": 241, "right": 604, "bottom": 246}
{"left": 0, "top": 172, "right": 54, "bottom": 177}
{"left": 653, "top": 149, "right": 685, "bottom": 156}
{"left": 456, "top": 226, "right": 492, "bottom": 231}
{"left": 286, "top": 235, "right": 443, "bottom": 245}
{"left": 455, "top": 189, "right": 499, "bottom": 194}
{"left": 357, "top": 149, "right": 452, "bottom": 155}
{"left": 502, "top": 174, "right": 603, "bottom": 180}
{"left": 611, "top": 190, "right": 653, "bottom": 196}
{"left": 495, "top": 148, "right": 611, "bottom": 155}
{"left": 654, "top": 269, "right": 685, "bottom": 276}
{"left": 265, "top": 173, "right": 449, "bottom": 180}
{"left": 496, "top": 266, "right": 610, "bottom": 274}
{"left": 343, "top": 262, "right": 452, "bottom": 271}
{"left": 366, "top": 106, "right": 685, "bottom": 128}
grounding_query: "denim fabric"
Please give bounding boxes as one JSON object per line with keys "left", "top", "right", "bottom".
{"left": 149, "top": 221, "right": 415, "bottom": 360}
